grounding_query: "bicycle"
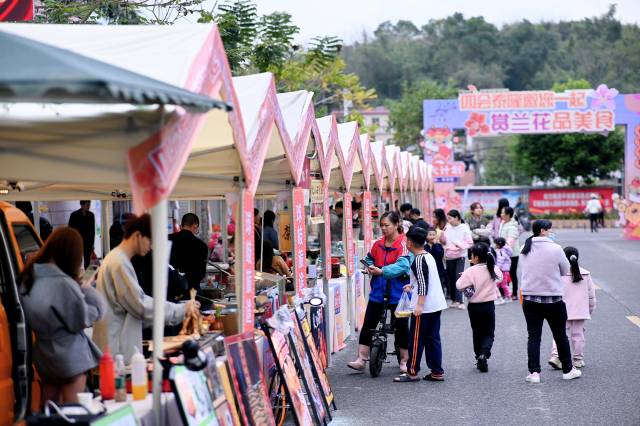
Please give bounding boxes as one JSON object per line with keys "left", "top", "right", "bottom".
{"left": 368, "top": 281, "right": 401, "bottom": 377}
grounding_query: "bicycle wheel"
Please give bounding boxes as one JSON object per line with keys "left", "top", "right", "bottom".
{"left": 369, "top": 339, "right": 386, "bottom": 377}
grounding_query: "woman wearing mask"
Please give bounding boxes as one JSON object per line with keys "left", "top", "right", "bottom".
{"left": 499, "top": 207, "right": 521, "bottom": 300}
{"left": 519, "top": 220, "right": 582, "bottom": 383}
{"left": 441, "top": 210, "right": 473, "bottom": 309}
{"left": 348, "top": 212, "right": 414, "bottom": 373}
{"left": 19, "top": 227, "right": 107, "bottom": 404}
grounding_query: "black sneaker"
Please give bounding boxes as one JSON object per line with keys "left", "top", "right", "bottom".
{"left": 477, "top": 355, "right": 488, "bottom": 373}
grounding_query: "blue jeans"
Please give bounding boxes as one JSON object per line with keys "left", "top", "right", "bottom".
{"left": 407, "top": 310, "right": 444, "bottom": 376}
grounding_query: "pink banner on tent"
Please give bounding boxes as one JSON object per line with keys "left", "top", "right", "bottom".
{"left": 323, "top": 185, "right": 332, "bottom": 280}
{"left": 363, "top": 191, "right": 373, "bottom": 252}
{"left": 128, "top": 25, "right": 239, "bottom": 213}
{"left": 292, "top": 188, "right": 307, "bottom": 297}
{"left": 240, "top": 190, "right": 255, "bottom": 332}
{"left": 344, "top": 192, "right": 355, "bottom": 277}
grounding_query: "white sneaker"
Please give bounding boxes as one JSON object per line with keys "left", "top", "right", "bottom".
{"left": 573, "top": 360, "right": 585, "bottom": 368}
{"left": 456, "top": 303, "right": 467, "bottom": 310}
{"left": 562, "top": 368, "right": 582, "bottom": 380}
{"left": 548, "top": 356, "right": 562, "bottom": 370}
{"left": 495, "top": 297, "right": 505, "bottom": 305}
{"left": 526, "top": 372, "right": 541, "bottom": 384}
{"left": 503, "top": 297, "right": 512, "bottom": 303}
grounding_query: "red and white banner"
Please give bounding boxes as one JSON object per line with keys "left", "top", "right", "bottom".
{"left": 0, "top": 0, "right": 33, "bottom": 21}
{"left": 343, "top": 193, "right": 354, "bottom": 277}
{"left": 292, "top": 188, "right": 307, "bottom": 298}
{"left": 323, "top": 186, "right": 332, "bottom": 280}
{"left": 528, "top": 187, "right": 614, "bottom": 214}
{"left": 240, "top": 190, "right": 255, "bottom": 333}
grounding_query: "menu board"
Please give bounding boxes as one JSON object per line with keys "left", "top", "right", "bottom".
{"left": 224, "top": 333, "right": 275, "bottom": 426}
{"left": 262, "top": 325, "right": 314, "bottom": 426}
{"left": 170, "top": 365, "right": 218, "bottom": 426}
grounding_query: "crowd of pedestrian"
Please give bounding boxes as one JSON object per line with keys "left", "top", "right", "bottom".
{"left": 349, "top": 198, "right": 596, "bottom": 384}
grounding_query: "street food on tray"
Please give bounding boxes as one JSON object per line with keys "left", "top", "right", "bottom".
{"left": 180, "top": 289, "right": 203, "bottom": 337}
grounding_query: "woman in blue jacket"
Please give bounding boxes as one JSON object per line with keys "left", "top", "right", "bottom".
{"left": 348, "top": 211, "right": 414, "bottom": 373}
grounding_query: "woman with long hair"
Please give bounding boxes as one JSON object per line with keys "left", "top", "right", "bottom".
{"left": 519, "top": 220, "right": 582, "bottom": 383}
{"left": 492, "top": 198, "right": 510, "bottom": 240}
{"left": 348, "top": 211, "right": 413, "bottom": 373}
{"left": 19, "top": 227, "right": 107, "bottom": 404}
{"left": 441, "top": 209, "right": 473, "bottom": 309}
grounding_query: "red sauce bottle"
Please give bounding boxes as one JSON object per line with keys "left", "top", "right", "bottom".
{"left": 99, "top": 346, "right": 115, "bottom": 401}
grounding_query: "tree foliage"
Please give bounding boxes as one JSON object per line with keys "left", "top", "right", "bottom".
{"left": 342, "top": 5, "right": 640, "bottom": 99}
{"left": 387, "top": 80, "right": 456, "bottom": 148}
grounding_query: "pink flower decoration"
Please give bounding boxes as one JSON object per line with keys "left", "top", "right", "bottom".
{"left": 589, "top": 84, "right": 618, "bottom": 110}
{"left": 464, "top": 112, "right": 490, "bottom": 136}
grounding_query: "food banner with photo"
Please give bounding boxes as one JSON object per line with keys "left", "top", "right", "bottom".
{"left": 424, "top": 85, "right": 640, "bottom": 238}
{"left": 310, "top": 179, "right": 324, "bottom": 224}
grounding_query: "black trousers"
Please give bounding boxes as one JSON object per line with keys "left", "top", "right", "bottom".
{"left": 467, "top": 301, "right": 495, "bottom": 359}
{"left": 523, "top": 300, "right": 573, "bottom": 374}
{"left": 509, "top": 256, "right": 519, "bottom": 298}
{"left": 589, "top": 213, "right": 599, "bottom": 232}
{"left": 407, "top": 311, "right": 444, "bottom": 376}
{"left": 445, "top": 258, "right": 465, "bottom": 303}
{"left": 358, "top": 300, "right": 408, "bottom": 350}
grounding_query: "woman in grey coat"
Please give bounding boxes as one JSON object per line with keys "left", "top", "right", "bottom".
{"left": 19, "top": 227, "right": 107, "bottom": 404}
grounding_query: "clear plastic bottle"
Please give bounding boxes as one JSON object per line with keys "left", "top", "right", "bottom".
{"left": 130, "top": 347, "right": 148, "bottom": 401}
{"left": 114, "top": 354, "right": 127, "bottom": 402}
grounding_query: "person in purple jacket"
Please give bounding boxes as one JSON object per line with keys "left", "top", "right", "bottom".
{"left": 519, "top": 220, "right": 582, "bottom": 383}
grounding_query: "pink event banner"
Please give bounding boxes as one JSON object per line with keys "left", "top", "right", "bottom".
{"left": 292, "top": 188, "right": 307, "bottom": 298}
{"left": 240, "top": 190, "right": 255, "bottom": 332}
{"left": 343, "top": 193, "right": 355, "bottom": 277}
{"left": 363, "top": 191, "right": 373, "bottom": 252}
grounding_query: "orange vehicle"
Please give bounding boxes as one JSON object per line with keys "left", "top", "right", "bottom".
{"left": 0, "top": 202, "right": 43, "bottom": 425}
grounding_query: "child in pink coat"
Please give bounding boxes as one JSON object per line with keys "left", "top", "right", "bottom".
{"left": 548, "top": 247, "right": 596, "bottom": 370}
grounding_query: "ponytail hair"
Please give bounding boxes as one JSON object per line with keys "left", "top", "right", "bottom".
{"left": 471, "top": 242, "right": 496, "bottom": 280}
{"left": 564, "top": 246, "right": 583, "bottom": 282}
{"left": 520, "top": 219, "right": 553, "bottom": 256}
{"left": 447, "top": 209, "right": 464, "bottom": 224}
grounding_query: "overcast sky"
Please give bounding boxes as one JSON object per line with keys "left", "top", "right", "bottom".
{"left": 242, "top": 0, "right": 640, "bottom": 44}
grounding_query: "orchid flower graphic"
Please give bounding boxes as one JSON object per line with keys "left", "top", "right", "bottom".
{"left": 589, "top": 84, "right": 619, "bottom": 110}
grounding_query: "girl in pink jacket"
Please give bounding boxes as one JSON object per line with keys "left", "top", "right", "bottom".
{"left": 548, "top": 247, "right": 596, "bottom": 370}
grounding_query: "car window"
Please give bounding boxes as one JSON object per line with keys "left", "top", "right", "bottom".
{"left": 12, "top": 224, "right": 40, "bottom": 264}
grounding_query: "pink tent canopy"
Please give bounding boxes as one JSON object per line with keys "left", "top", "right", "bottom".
{"left": 335, "top": 121, "right": 360, "bottom": 191}
{"left": 369, "top": 140, "right": 386, "bottom": 191}
{"left": 352, "top": 133, "right": 372, "bottom": 191}
{"left": 397, "top": 151, "right": 411, "bottom": 193}
{"left": 384, "top": 144, "right": 400, "bottom": 194}
{"left": 316, "top": 115, "right": 338, "bottom": 186}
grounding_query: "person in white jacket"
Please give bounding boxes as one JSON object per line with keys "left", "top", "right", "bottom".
{"left": 584, "top": 194, "right": 603, "bottom": 233}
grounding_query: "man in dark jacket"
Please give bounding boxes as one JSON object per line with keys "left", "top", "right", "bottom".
{"left": 169, "top": 213, "right": 208, "bottom": 297}
{"left": 68, "top": 200, "right": 95, "bottom": 268}
{"left": 15, "top": 201, "right": 53, "bottom": 241}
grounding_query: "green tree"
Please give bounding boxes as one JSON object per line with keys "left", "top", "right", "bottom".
{"left": 480, "top": 136, "right": 532, "bottom": 186}
{"left": 388, "top": 80, "right": 456, "bottom": 149}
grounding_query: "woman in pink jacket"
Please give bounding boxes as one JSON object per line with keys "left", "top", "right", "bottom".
{"left": 441, "top": 210, "right": 473, "bottom": 309}
{"left": 548, "top": 247, "right": 596, "bottom": 370}
{"left": 456, "top": 243, "right": 503, "bottom": 372}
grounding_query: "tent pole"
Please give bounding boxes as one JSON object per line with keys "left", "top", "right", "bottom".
{"left": 151, "top": 200, "right": 168, "bottom": 426}
{"left": 101, "top": 200, "right": 111, "bottom": 257}
{"left": 221, "top": 200, "right": 228, "bottom": 263}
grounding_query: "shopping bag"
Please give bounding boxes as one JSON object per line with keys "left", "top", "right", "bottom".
{"left": 395, "top": 291, "right": 413, "bottom": 318}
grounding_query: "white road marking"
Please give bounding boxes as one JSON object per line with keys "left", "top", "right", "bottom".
{"left": 626, "top": 315, "right": 640, "bottom": 328}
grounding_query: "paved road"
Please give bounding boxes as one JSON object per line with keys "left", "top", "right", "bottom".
{"left": 326, "top": 229, "right": 640, "bottom": 425}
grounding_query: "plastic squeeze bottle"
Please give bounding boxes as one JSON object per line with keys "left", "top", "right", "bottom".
{"left": 131, "top": 347, "right": 148, "bottom": 401}
{"left": 99, "top": 346, "right": 115, "bottom": 400}
{"left": 114, "top": 354, "right": 127, "bottom": 402}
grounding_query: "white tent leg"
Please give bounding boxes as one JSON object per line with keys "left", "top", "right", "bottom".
{"left": 33, "top": 201, "right": 41, "bottom": 237}
{"left": 151, "top": 200, "right": 168, "bottom": 426}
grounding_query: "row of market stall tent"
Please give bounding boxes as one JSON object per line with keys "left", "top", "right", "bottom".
{"left": 0, "top": 23, "right": 433, "bottom": 421}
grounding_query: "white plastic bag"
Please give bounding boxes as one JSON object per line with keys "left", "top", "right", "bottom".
{"left": 395, "top": 291, "right": 413, "bottom": 318}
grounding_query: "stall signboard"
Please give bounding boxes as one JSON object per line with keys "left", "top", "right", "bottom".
{"left": 529, "top": 187, "right": 614, "bottom": 214}
{"left": 343, "top": 193, "right": 355, "bottom": 277}
{"left": 288, "top": 312, "right": 328, "bottom": 425}
{"left": 363, "top": 191, "right": 373, "bottom": 251}
{"left": 224, "top": 332, "right": 275, "bottom": 426}
{"left": 292, "top": 188, "right": 307, "bottom": 298}
{"left": 262, "top": 326, "right": 314, "bottom": 426}
{"left": 240, "top": 190, "right": 255, "bottom": 333}
{"left": 277, "top": 209, "right": 292, "bottom": 253}
{"left": 332, "top": 283, "right": 346, "bottom": 352}
{"left": 310, "top": 179, "right": 324, "bottom": 224}
{"left": 203, "top": 348, "right": 235, "bottom": 426}
{"left": 0, "top": 0, "right": 33, "bottom": 21}
{"left": 295, "top": 310, "right": 335, "bottom": 411}
{"left": 310, "top": 307, "right": 328, "bottom": 369}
